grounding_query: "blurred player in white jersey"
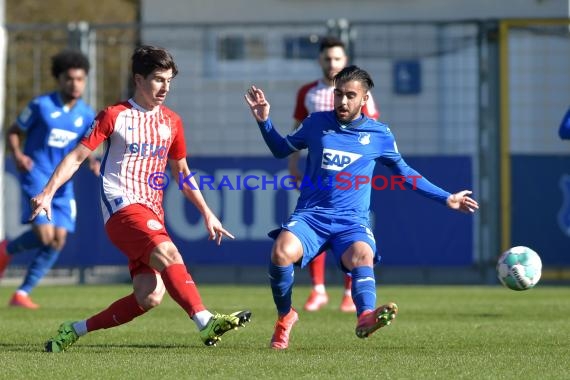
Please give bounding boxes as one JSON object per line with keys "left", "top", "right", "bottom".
{"left": 0, "top": 50, "right": 99, "bottom": 309}
{"left": 289, "top": 36, "right": 379, "bottom": 313}
{"left": 31, "top": 46, "right": 251, "bottom": 352}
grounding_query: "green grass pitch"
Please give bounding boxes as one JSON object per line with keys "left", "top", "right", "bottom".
{"left": 0, "top": 284, "right": 568, "bottom": 379}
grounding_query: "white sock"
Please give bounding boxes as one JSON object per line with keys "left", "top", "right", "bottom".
{"left": 16, "top": 290, "right": 28, "bottom": 296}
{"left": 344, "top": 289, "right": 352, "bottom": 296}
{"left": 192, "top": 310, "right": 214, "bottom": 330}
{"left": 314, "top": 284, "right": 326, "bottom": 294}
{"left": 72, "top": 320, "right": 88, "bottom": 336}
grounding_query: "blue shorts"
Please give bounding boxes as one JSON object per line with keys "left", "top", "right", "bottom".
{"left": 20, "top": 189, "right": 77, "bottom": 233}
{"left": 269, "top": 209, "right": 380, "bottom": 273}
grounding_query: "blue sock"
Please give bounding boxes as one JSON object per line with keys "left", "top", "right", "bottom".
{"left": 19, "top": 246, "right": 60, "bottom": 294}
{"left": 6, "top": 230, "right": 43, "bottom": 256}
{"left": 268, "top": 263, "right": 295, "bottom": 315}
{"left": 351, "top": 266, "right": 377, "bottom": 316}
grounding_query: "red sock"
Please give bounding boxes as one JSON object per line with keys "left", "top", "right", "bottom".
{"left": 86, "top": 293, "right": 146, "bottom": 332}
{"left": 309, "top": 252, "right": 326, "bottom": 286}
{"left": 161, "top": 263, "right": 205, "bottom": 317}
{"left": 344, "top": 274, "right": 352, "bottom": 292}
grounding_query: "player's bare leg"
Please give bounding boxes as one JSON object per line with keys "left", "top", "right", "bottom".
{"left": 304, "top": 253, "right": 328, "bottom": 311}
{"left": 340, "top": 274, "right": 356, "bottom": 312}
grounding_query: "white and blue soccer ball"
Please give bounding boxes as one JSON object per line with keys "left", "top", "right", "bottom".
{"left": 497, "top": 246, "right": 542, "bottom": 291}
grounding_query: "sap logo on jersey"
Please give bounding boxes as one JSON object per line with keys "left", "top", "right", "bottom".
{"left": 321, "top": 148, "right": 362, "bottom": 171}
{"left": 47, "top": 128, "right": 78, "bottom": 148}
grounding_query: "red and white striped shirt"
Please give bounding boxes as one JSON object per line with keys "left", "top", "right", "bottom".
{"left": 293, "top": 79, "right": 380, "bottom": 122}
{"left": 81, "top": 99, "right": 186, "bottom": 223}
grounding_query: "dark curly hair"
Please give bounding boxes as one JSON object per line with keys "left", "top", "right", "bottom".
{"left": 51, "top": 50, "right": 90, "bottom": 79}
{"left": 334, "top": 65, "right": 374, "bottom": 92}
{"left": 319, "top": 36, "right": 345, "bottom": 53}
{"left": 132, "top": 45, "right": 178, "bottom": 79}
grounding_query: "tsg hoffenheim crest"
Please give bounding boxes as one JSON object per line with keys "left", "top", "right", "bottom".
{"left": 358, "top": 132, "right": 371, "bottom": 145}
{"left": 557, "top": 174, "right": 570, "bottom": 236}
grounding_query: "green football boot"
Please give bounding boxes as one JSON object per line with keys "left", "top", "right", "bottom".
{"left": 45, "top": 321, "right": 79, "bottom": 353}
{"left": 200, "top": 310, "right": 252, "bottom": 346}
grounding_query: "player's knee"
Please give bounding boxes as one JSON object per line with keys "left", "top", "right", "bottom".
{"left": 50, "top": 238, "right": 66, "bottom": 251}
{"left": 137, "top": 288, "right": 165, "bottom": 310}
{"left": 150, "top": 244, "right": 183, "bottom": 268}
{"left": 271, "top": 245, "right": 300, "bottom": 266}
{"left": 36, "top": 232, "right": 54, "bottom": 246}
{"left": 142, "top": 292, "right": 163, "bottom": 309}
{"left": 343, "top": 250, "right": 374, "bottom": 270}
{"left": 271, "top": 231, "right": 303, "bottom": 265}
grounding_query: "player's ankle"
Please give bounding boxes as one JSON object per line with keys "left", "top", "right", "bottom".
{"left": 313, "top": 284, "right": 326, "bottom": 294}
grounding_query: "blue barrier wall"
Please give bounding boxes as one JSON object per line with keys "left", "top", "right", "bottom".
{"left": 5, "top": 155, "right": 474, "bottom": 268}
{"left": 511, "top": 155, "right": 570, "bottom": 265}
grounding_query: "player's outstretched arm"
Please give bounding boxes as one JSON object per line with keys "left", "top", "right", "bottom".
{"left": 244, "top": 85, "right": 295, "bottom": 159}
{"left": 30, "top": 144, "right": 93, "bottom": 221}
{"left": 288, "top": 120, "right": 303, "bottom": 185}
{"left": 244, "top": 85, "right": 270, "bottom": 122}
{"left": 446, "top": 190, "right": 479, "bottom": 213}
{"left": 170, "top": 158, "right": 235, "bottom": 245}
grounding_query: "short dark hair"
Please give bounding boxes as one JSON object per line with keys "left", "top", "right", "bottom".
{"left": 319, "top": 36, "right": 345, "bottom": 53}
{"left": 334, "top": 65, "right": 374, "bottom": 92}
{"left": 51, "top": 50, "right": 90, "bottom": 79}
{"left": 132, "top": 45, "right": 179, "bottom": 79}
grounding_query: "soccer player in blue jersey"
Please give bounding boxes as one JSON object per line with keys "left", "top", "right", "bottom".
{"left": 244, "top": 65, "right": 479, "bottom": 349}
{"left": 290, "top": 36, "right": 380, "bottom": 313}
{"left": 0, "top": 50, "right": 99, "bottom": 309}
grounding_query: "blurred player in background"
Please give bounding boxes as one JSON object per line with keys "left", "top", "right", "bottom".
{"left": 289, "top": 36, "right": 379, "bottom": 313}
{"left": 0, "top": 50, "right": 99, "bottom": 309}
{"left": 245, "top": 65, "right": 478, "bottom": 349}
{"left": 31, "top": 45, "right": 251, "bottom": 352}
{"left": 558, "top": 107, "right": 570, "bottom": 139}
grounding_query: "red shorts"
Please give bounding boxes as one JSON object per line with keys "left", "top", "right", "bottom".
{"left": 105, "top": 204, "right": 171, "bottom": 278}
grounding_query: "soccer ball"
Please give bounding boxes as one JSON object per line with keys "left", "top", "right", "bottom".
{"left": 496, "top": 246, "right": 542, "bottom": 291}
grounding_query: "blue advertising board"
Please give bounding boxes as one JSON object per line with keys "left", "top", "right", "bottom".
{"left": 511, "top": 155, "right": 570, "bottom": 265}
{"left": 5, "top": 155, "right": 474, "bottom": 269}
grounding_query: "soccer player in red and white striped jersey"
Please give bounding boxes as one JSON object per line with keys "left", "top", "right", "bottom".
{"left": 31, "top": 46, "right": 251, "bottom": 352}
{"left": 289, "top": 36, "right": 379, "bottom": 314}
{"left": 84, "top": 98, "right": 182, "bottom": 224}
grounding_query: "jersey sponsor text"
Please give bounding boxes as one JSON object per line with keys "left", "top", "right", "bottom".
{"left": 321, "top": 148, "right": 362, "bottom": 171}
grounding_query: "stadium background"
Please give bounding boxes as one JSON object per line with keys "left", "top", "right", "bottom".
{"left": 1, "top": 0, "right": 569, "bottom": 285}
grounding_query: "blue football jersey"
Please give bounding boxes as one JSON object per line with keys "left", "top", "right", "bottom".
{"left": 16, "top": 91, "right": 95, "bottom": 196}
{"left": 285, "top": 111, "right": 403, "bottom": 216}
